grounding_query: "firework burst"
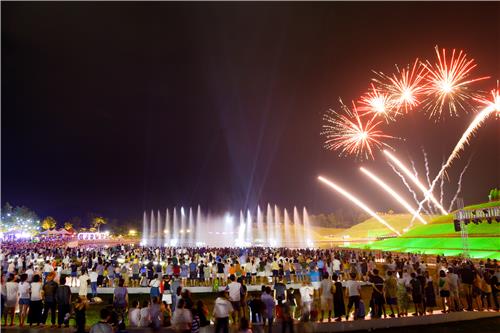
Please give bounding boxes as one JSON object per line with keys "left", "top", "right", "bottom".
{"left": 372, "top": 59, "right": 427, "bottom": 114}
{"left": 358, "top": 84, "right": 395, "bottom": 122}
{"left": 421, "top": 46, "right": 490, "bottom": 120}
{"left": 322, "top": 101, "right": 397, "bottom": 160}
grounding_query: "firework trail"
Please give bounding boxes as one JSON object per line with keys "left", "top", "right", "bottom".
{"left": 358, "top": 84, "right": 395, "bottom": 122}
{"left": 372, "top": 59, "right": 427, "bottom": 114}
{"left": 419, "top": 148, "right": 437, "bottom": 215}
{"left": 413, "top": 90, "right": 499, "bottom": 220}
{"left": 388, "top": 162, "right": 419, "bottom": 203}
{"left": 384, "top": 150, "right": 448, "bottom": 215}
{"left": 360, "top": 167, "right": 427, "bottom": 225}
{"left": 448, "top": 159, "right": 472, "bottom": 212}
{"left": 421, "top": 46, "right": 489, "bottom": 120}
{"left": 321, "top": 100, "right": 398, "bottom": 160}
{"left": 318, "top": 176, "right": 401, "bottom": 235}
{"left": 439, "top": 157, "right": 445, "bottom": 207}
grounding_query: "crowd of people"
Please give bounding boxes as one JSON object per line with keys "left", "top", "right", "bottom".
{"left": 0, "top": 240, "right": 499, "bottom": 332}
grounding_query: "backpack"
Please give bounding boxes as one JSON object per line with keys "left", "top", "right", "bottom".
{"left": 212, "top": 278, "right": 220, "bottom": 292}
{"left": 356, "top": 300, "right": 366, "bottom": 319}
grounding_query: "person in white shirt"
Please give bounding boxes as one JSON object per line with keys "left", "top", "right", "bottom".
{"left": 78, "top": 269, "right": 90, "bottom": 298}
{"left": 4, "top": 275, "right": 19, "bottom": 326}
{"left": 139, "top": 300, "right": 151, "bottom": 327}
{"left": 25, "top": 265, "right": 35, "bottom": 283}
{"left": 171, "top": 299, "right": 192, "bottom": 332}
{"left": 332, "top": 257, "right": 342, "bottom": 277}
{"left": 345, "top": 272, "right": 361, "bottom": 320}
{"left": 89, "top": 268, "right": 98, "bottom": 298}
{"left": 226, "top": 274, "right": 242, "bottom": 324}
{"left": 18, "top": 274, "right": 31, "bottom": 327}
{"left": 299, "top": 280, "right": 314, "bottom": 320}
{"left": 128, "top": 300, "right": 141, "bottom": 327}
{"left": 213, "top": 292, "right": 233, "bottom": 333}
{"left": 28, "top": 274, "right": 44, "bottom": 326}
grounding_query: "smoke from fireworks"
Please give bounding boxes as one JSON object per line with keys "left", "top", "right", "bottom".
{"left": 421, "top": 46, "right": 490, "bottom": 120}
{"left": 322, "top": 101, "right": 398, "bottom": 160}
{"left": 373, "top": 59, "right": 427, "bottom": 114}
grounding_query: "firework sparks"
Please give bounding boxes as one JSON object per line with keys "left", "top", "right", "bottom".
{"left": 358, "top": 84, "right": 394, "bottom": 122}
{"left": 373, "top": 59, "right": 427, "bottom": 114}
{"left": 421, "top": 46, "right": 490, "bottom": 120}
{"left": 322, "top": 101, "right": 398, "bottom": 160}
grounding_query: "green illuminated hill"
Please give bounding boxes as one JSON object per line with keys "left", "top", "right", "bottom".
{"left": 361, "top": 201, "right": 500, "bottom": 259}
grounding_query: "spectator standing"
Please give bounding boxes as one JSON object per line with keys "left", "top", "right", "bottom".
{"left": 332, "top": 273, "right": 345, "bottom": 322}
{"left": 299, "top": 280, "right": 314, "bottom": 321}
{"left": 369, "top": 269, "right": 386, "bottom": 318}
{"left": 55, "top": 276, "right": 71, "bottom": 327}
{"left": 409, "top": 272, "right": 424, "bottom": 316}
{"left": 74, "top": 296, "right": 88, "bottom": 333}
{"left": 78, "top": 268, "right": 90, "bottom": 299}
{"left": 41, "top": 271, "right": 58, "bottom": 327}
{"left": 384, "top": 271, "right": 399, "bottom": 318}
{"left": 424, "top": 271, "right": 437, "bottom": 314}
{"left": 18, "top": 273, "right": 31, "bottom": 327}
{"left": 438, "top": 270, "right": 451, "bottom": 313}
{"left": 150, "top": 274, "right": 162, "bottom": 299}
{"left": 261, "top": 286, "right": 275, "bottom": 333}
{"left": 227, "top": 274, "right": 242, "bottom": 324}
{"left": 4, "top": 275, "right": 18, "bottom": 326}
{"left": 89, "top": 267, "right": 98, "bottom": 298}
{"left": 28, "top": 274, "right": 43, "bottom": 326}
{"left": 113, "top": 278, "right": 129, "bottom": 320}
{"left": 345, "top": 272, "right": 361, "bottom": 321}
{"left": 213, "top": 292, "right": 233, "bottom": 333}
{"left": 319, "top": 272, "right": 334, "bottom": 322}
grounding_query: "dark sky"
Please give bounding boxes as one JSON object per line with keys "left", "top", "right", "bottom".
{"left": 2, "top": 2, "right": 499, "bottom": 223}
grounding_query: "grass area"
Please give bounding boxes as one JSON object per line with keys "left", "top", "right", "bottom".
{"left": 337, "top": 214, "right": 430, "bottom": 239}
{"left": 344, "top": 201, "right": 500, "bottom": 259}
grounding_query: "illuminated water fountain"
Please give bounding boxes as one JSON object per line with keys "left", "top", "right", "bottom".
{"left": 141, "top": 204, "right": 313, "bottom": 248}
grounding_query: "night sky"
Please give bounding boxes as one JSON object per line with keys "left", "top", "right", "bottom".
{"left": 2, "top": 2, "right": 499, "bottom": 223}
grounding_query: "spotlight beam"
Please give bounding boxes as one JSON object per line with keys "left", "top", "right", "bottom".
{"left": 383, "top": 150, "right": 448, "bottom": 215}
{"left": 318, "top": 176, "right": 401, "bottom": 236}
{"left": 360, "top": 167, "right": 427, "bottom": 225}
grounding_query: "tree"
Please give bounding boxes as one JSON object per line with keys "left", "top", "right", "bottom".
{"left": 64, "top": 222, "right": 74, "bottom": 231}
{"left": 42, "top": 216, "right": 57, "bottom": 230}
{"left": 92, "top": 216, "right": 107, "bottom": 232}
